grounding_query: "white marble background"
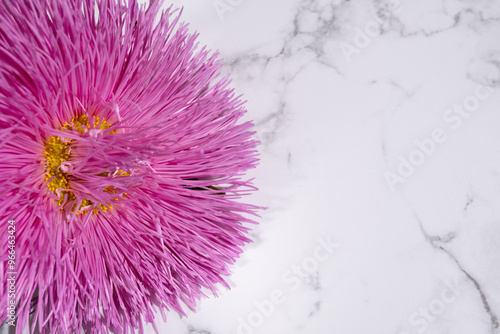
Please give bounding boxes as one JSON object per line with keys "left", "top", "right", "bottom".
{"left": 150, "top": 0, "right": 500, "bottom": 334}
{"left": 3, "top": 0, "right": 500, "bottom": 333}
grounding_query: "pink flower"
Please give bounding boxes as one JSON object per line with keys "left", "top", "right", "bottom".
{"left": 0, "top": 1, "right": 259, "bottom": 333}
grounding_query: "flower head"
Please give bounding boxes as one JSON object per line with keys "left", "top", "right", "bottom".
{"left": 0, "top": 0, "right": 259, "bottom": 332}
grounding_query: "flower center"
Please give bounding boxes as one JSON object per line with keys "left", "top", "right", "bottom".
{"left": 44, "top": 115, "right": 117, "bottom": 215}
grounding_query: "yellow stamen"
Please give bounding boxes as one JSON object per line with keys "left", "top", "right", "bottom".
{"left": 44, "top": 115, "right": 123, "bottom": 215}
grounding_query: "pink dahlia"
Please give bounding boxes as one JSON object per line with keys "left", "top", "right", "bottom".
{"left": 0, "top": 0, "right": 259, "bottom": 333}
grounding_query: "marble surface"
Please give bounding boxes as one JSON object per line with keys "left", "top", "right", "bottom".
{"left": 3, "top": 0, "right": 500, "bottom": 333}
{"left": 150, "top": 0, "right": 500, "bottom": 334}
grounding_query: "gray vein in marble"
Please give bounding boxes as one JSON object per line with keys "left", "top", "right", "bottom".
{"left": 304, "top": 272, "right": 322, "bottom": 291}
{"left": 219, "top": 0, "right": 367, "bottom": 151}
{"left": 308, "top": 301, "right": 322, "bottom": 317}
{"left": 374, "top": 0, "right": 500, "bottom": 39}
{"left": 413, "top": 212, "right": 500, "bottom": 333}
{"left": 387, "top": 13, "right": 459, "bottom": 38}
{"left": 187, "top": 325, "right": 212, "bottom": 334}
{"left": 467, "top": 55, "right": 500, "bottom": 87}
{"left": 454, "top": 261, "right": 500, "bottom": 334}
{"left": 255, "top": 101, "right": 287, "bottom": 147}
{"left": 464, "top": 195, "right": 474, "bottom": 213}
{"left": 446, "top": 7, "right": 500, "bottom": 27}
{"left": 224, "top": 0, "right": 346, "bottom": 72}
{"left": 397, "top": 0, "right": 500, "bottom": 39}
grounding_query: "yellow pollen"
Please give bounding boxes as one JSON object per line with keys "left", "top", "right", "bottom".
{"left": 44, "top": 115, "right": 122, "bottom": 215}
